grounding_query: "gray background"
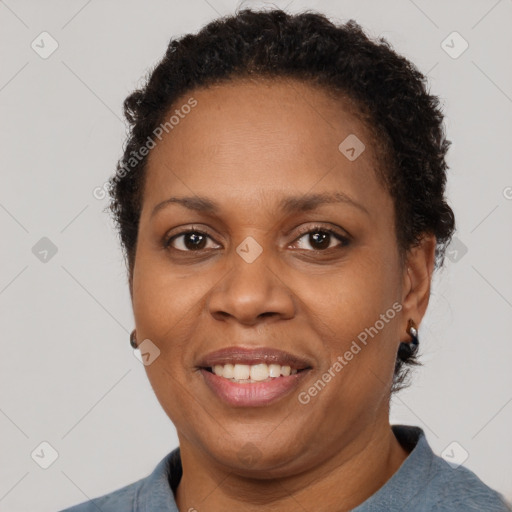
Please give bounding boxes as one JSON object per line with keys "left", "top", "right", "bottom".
{"left": 0, "top": 0, "right": 511, "bottom": 510}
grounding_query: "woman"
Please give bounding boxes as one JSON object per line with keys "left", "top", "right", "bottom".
{"left": 60, "top": 8, "right": 511, "bottom": 512}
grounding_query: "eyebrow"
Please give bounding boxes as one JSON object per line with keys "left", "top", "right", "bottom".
{"left": 150, "top": 191, "right": 369, "bottom": 218}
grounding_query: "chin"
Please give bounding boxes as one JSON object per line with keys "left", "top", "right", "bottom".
{"left": 196, "top": 430, "right": 308, "bottom": 477}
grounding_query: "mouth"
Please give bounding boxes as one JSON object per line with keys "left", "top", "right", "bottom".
{"left": 196, "top": 346, "right": 313, "bottom": 407}
{"left": 202, "top": 363, "right": 307, "bottom": 383}
{"left": 197, "top": 346, "right": 312, "bottom": 381}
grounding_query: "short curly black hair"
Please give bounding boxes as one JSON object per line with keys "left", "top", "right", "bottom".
{"left": 108, "top": 8, "right": 455, "bottom": 391}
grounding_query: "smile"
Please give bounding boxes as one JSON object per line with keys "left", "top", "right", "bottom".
{"left": 207, "top": 363, "right": 301, "bottom": 382}
{"left": 197, "top": 346, "right": 313, "bottom": 407}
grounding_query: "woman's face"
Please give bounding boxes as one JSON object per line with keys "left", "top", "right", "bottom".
{"left": 131, "top": 78, "right": 429, "bottom": 476}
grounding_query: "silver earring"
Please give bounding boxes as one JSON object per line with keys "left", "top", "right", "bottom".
{"left": 398, "top": 319, "right": 419, "bottom": 360}
{"left": 407, "top": 319, "right": 419, "bottom": 351}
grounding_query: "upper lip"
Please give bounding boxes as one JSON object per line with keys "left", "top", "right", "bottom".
{"left": 197, "top": 346, "right": 313, "bottom": 370}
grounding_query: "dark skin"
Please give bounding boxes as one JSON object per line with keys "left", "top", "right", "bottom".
{"left": 129, "top": 78, "right": 436, "bottom": 511}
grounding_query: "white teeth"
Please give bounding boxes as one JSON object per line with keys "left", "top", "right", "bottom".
{"left": 280, "top": 365, "right": 291, "bottom": 377}
{"left": 268, "top": 364, "right": 281, "bottom": 377}
{"left": 250, "top": 363, "right": 269, "bottom": 381}
{"left": 210, "top": 363, "right": 302, "bottom": 382}
{"left": 222, "top": 363, "right": 234, "bottom": 379}
{"left": 233, "top": 364, "right": 250, "bottom": 380}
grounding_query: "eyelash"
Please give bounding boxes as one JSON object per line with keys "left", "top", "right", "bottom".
{"left": 163, "top": 224, "right": 351, "bottom": 253}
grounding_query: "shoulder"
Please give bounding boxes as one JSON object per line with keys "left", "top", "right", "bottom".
{"left": 57, "top": 448, "right": 181, "bottom": 512}
{"left": 57, "top": 480, "right": 139, "bottom": 512}
{"left": 391, "top": 425, "right": 510, "bottom": 512}
{"left": 425, "top": 451, "right": 511, "bottom": 511}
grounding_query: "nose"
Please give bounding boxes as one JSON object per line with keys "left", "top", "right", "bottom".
{"left": 207, "top": 248, "right": 296, "bottom": 326}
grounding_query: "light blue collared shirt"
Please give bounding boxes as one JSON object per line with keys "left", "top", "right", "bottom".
{"left": 59, "top": 425, "right": 511, "bottom": 511}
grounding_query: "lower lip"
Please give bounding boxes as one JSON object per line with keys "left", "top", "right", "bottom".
{"left": 200, "top": 368, "right": 310, "bottom": 407}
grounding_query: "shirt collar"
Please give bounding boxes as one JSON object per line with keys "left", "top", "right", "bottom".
{"left": 135, "top": 425, "right": 428, "bottom": 511}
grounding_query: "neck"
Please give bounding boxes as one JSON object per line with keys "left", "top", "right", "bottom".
{"left": 175, "top": 421, "right": 410, "bottom": 512}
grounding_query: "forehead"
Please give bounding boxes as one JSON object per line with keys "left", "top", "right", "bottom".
{"left": 152, "top": 77, "right": 375, "bottom": 161}
{"left": 142, "top": 78, "right": 390, "bottom": 220}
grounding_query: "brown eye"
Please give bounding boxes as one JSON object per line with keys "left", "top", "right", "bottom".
{"left": 307, "top": 231, "right": 331, "bottom": 250}
{"left": 165, "top": 230, "right": 218, "bottom": 252}
{"left": 291, "top": 227, "right": 350, "bottom": 251}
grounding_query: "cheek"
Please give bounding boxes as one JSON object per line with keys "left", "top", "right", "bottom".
{"left": 310, "top": 252, "right": 400, "bottom": 336}
{"left": 311, "top": 248, "right": 402, "bottom": 391}
{"left": 132, "top": 245, "right": 203, "bottom": 333}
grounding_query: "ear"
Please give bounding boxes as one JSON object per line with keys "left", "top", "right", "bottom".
{"left": 400, "top": 233, "right": 436, "bottom": 340}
